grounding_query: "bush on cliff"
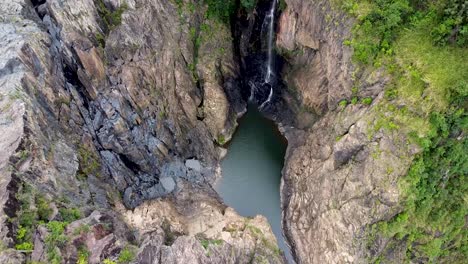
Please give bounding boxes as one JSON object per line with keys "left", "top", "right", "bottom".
{"left": 337, "top": 0, "right": 468, "bottom": 262}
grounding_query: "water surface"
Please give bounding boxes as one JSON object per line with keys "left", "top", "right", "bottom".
{"left": 215, "top": 106, "right": 292, "bottom": 262}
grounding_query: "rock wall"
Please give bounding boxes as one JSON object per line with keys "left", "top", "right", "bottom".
{"left": 0, "top": 0, "right": 284, "bottom": 263}
{"left": 278, "top": 0, "right": 418, "bottom": 263}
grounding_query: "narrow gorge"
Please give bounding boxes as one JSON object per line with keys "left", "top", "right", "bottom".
{"left": 1, "top": 0, "right": 466, "bottom": 264}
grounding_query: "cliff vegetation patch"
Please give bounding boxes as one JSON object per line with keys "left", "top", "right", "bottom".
{"left": 336, "top": 0, "right": 467, "bottom": 262}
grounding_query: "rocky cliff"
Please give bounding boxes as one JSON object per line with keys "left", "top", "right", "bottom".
{"left": 0, "top": 0, "right": 284, "bottom": 263}
{"left": 277, "top": 0, "right": 419, "bottom": 263}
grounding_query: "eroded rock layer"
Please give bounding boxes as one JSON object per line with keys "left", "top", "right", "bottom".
{"left": 277, "top": 0, "right": 417, "bottom": 263}
{"left": 0, "top": 0, "right": 285, "bottom": 263}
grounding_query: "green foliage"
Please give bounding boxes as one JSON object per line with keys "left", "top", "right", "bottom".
{"left": 338, "top": 99, "right": 348, "bottom": 108}
{"left": 217, "top": 134, "right": 226, "bottom": 145}
{"left": 96, "top": 32, "right": 106, "bottom": 48}
{"left": 240, "top": 0, "right": 257, "bottom": 11}
{"left": 376, "top": 103, "right": 467, "bottom": 262}
{"left": 59, "top": 208, "right": 82, "bottom": 222}
{"left": 45, "top": 221, "right": 69, "bottom": 264}
{"left": 117, "top": 246, "right": 135, "bottom": 264}
{"left": 431, "top": 0, "right": 468, "bottom": 47}
{"left": 77, "top": 145, "right": 101, "bottom": 178}
{"left": 103, "top": 259, "right": 117, "bottom": 264}
{"left": 73, "top": 224, "right": 91, "bottom": 236}
{"left": 46, "top": 221, "right": 68, "bottom": 246}
{"left": 342, "top": 3, "right": 468, "bottom": 261}
{"left": 199, "top": 238, "right": 223, "bottom": 250}
{"left": 204, "top": 0, "right": 236, "bottom": 23}
{"left": 361, "top": 97, "right": 373, "bottom": 105}
{"left": 36, "top": 195, "right": 53, "bottom": 222}
{"left": 351, "top": 96, "right": 358, "bottom": 105}
{"left": 96, "top": 0, "right": 128, "bottom": 31}
{"left": 14, "top": 184, "right": 37, "bottom": 250}
{"left": 15, "top": 242, "right": 33, "bottom": 251}
{"left": 341, "top": 0, "right": 413, "bottom": 64}
{"left": 278, "top": 0, "right": 287, "bottom": 11}
{"left": 77, "top": 246, "right": 89, "bottom": 264}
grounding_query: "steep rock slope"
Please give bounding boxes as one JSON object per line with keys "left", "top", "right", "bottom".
{"left": 0, "top": 0, "right": 284, "bottom": 263}
{"left": 278, "top": 0, "right": 418, "bottom": 263}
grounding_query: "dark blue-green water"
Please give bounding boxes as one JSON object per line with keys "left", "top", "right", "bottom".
{"left": 215, "top": 106, "right": 293, "bottom": 262}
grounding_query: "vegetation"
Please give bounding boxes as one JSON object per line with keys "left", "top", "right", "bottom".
{"left": 199, "top": 238, "right": 223, "bottom": 250}
{"left": 217, "top": 134, "right": 226, "bottom": 145}
{"left": 45, "top": 221, "right": 69, "bottom": 264}
{"left": 103, "top": 259, "right": 117, "bottom": 264}
{"left": 361, "top": 97, "right": 373, "bottom": 105}
{"left": 96, "top": 0, "right": 128, "bottom": 31}
{"left": 335, "top": 0, "right": 467, "bottom": 262}
{"left": 431, "top": 0, "right": 468, "bottom": 47}
{"left": 59, "top": 207, "right": 82, "bottom": 222}
{"left": 117, "top": 246, "right": 136, "bottom": 264}
{"left": 10, "top": 183, "right": 85, "bottom": 261}
{"left": 77, "top": 145, "right": 101, "bottom": 179}
{"left": 240, "top": 0, "right": 258, "bottom": 12}
{"left": 375, "top": 106, "right": 467, "bottom": 263}
{"left": 77, "top": 246, "right": 90, "bottom": 264}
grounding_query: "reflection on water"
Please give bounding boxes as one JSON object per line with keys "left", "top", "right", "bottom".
{"left": 215, "top": 106, "right": 293, "bottom": 262}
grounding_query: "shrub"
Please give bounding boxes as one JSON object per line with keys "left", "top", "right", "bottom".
{"left": 372, "top": 94, "right": 467, "bottom": 262}
{"left": 96, "top": 0, "right": 128, "bottom": 31}
{"left": 338, "top": 99, "right": 348, "bottom": 108}
{"left": 431, "top": 0, "right": 468, "bottom": 47}
{"left": 217, "top": 134, "right": 226, "bottom": 145}
{"left": 77, "top": 246, "right": 89, "bottom": 264}
{"left": 59, "top": 208, "right": 81, "bottom": 222}
{"left": 117, "top": 246, "right": 135, "bottom": 264}
{"left": 36, "top": 195, "right": 53, "bottom": 221}
{"left": 361, "top": 97, "right": 373, "bottom": 105}
{"left": 46, "top": 221, "right": 69, "bottom": 248}
{"left": 240, "top": 0, "right": 257, "bottom": 11}
{"left": 15, "top": 242, "right": 33, "bottom": 251}
{"left": 343, "top": 0, "right": 413, "bottom": 64}
{"left": 199, "top": 238, "right": 223, "bottom": 250}
{"left": 204, "top": 0, "right": 236, "bottom": 23}
{"left": 77, "top": 145, "right": 101, "bottom": 178}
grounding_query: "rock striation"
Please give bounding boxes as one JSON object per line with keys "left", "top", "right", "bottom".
{"left": 0, "top": 0, "right": 283, "bottom": 263}
{"left": 277, "top": 0, "right": 418, "bottom": 263}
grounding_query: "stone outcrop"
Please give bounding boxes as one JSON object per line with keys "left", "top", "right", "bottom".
{"left": 277, "top": 0, "right": 417, "bottom": 263}
{"left": 0, "top": 0, "right": 282, "bottom": 263}
{"left": 0, "top": 0, "right": 425, "bottom": 263}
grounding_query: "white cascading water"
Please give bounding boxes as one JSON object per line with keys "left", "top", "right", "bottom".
{"left": 259, "top": 0, "right": 277, "bottom": 108}
{"left": 265, "top": 0, "right": 277, "bottom": 84}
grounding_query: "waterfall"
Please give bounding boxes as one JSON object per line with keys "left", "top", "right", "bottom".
{"left": 247, "top": 0, "right": 278, "bottom": 108}
{"left": 259, "top": 0, "right": 277, "bottom": 108}
{"left": 265, "top": 0, "right": 277, "bottom": 85}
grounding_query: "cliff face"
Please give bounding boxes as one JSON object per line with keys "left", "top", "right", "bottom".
{"left": 277, "top": 0, "right": 418, "bottom": 263}
{"left": 0, "top": 0, "right": 284, "bottom": 263}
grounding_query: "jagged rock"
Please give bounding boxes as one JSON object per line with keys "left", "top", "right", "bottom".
{"left": 278, "top": 1, "right": 416, "bottom": 263}
{"left": 277, "top": 0, "right": 355, "bottom": 115}
{"left": 0, "top": 250, "right": 24, "bottom": 264}
{"left": 0, "top": 0, "right": 270, "bottom": 263}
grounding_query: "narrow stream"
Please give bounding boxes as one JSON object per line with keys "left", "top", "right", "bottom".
{"left": 214, "top": 105, "right": 293, "bottom": 262}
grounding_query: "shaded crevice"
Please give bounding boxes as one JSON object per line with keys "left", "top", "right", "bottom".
{"left": 30, "top": 0, "right": 46, "bottom": 7}
{"left": 63, "top": 64, "right": 90, "bottom": 109}
{"left": 118, "top": 153, "right": 142, "bottom": 174}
